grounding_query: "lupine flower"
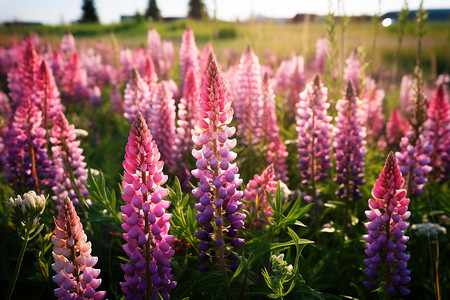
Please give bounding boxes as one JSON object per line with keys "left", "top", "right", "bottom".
{"left": 5, "top": 97, "right": 54, "bottom": 193}
{"left": 120, "top": 112, "right": 176, "bottom": 300}
{"left": 343, "top": 49, "right": 361, "bottom": 96}
{"left": 243, "top": 164, "right": 277, "bottom": 228}
{"left": 60, "top": 32, "right": 77, "bottom": 58}
{"left": 52, "top": 196, "right": 106, "bottom": 300}
{"left": 0, "top": 91, "right": 10, "bottom": 170}
{"left": 296, "top": 75, "right": 333, "bottom": 203}
{"left": 50, "top": 111, "right": 89, "bottom": 206}
{"left": 396, "top": 67, "right": 432, "bottom": 195}
{"left": 334, "top": 82, "right": 366, "bottom": 201}
{"left": 386, "top": 108, "right": 408, "bottom": 149}
{"left": 363, "top": 152, "right": 411, "bottom": 296}
{"left": 360, "top": 77, "right": 385, "bottom": 140}
{"left": 162, "top": 40, "right": 175, "bottom": 76}
{"left": 179, "top": 27, "right": 199, "bottom": 94}
{"left": 51, "top": 47, "right": 65, "bottom": 83}
{"left": 7, "top": 190, "right": 47, "bottom": 226}
{"left": 285, "top": 56, "right": 306, "bottom": 119}
{"left": 200, "top": 43, "right": 216, "bottom": 88}
{"left": 60, "top": 53, "right": 89, "bottom": 102}
{"left": 314, "top": 37, "right": 329, "bottom": 73}
{"left": 426, "top": 84, "right": 450, "bottom": 181}
{"left": 400, "top": 74, "right": 414, "bottom": 114}
{"left": 234, "top": 45, "right": 263, "bottom": 144}
{"left": 110, "top": 84, "right": 124, "bottom": 114}
{"left": 191, "top": 59, "right": 245, "bottom": 274}
{"left": 261, "top": 73, "right": 289, "bottom": 182}
{"left": 141, "top": 56, "right": 158, "bottom": 86}
{"left": 147, "top": 29, "right": 164, "bottom": 76}
{"left": 123, "top": 69, "right": 151, "bottom": 123}
{"left": 148, "top": 82, "right": 176, "bottom": 171}
{"left": 120, "top": 48, "right": 133, "bottom": 82}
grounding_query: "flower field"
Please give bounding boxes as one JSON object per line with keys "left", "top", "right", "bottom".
{"left": 0, "top": 14, "right": 449, "bottom": 300}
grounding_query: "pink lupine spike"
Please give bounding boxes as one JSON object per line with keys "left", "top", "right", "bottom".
{"left": 109, "top": 84, "right": 124, "bottom": 114}
{"left": 142, "top": 55, "right": 159, "bottom": 85}
{"left": 426, "top": 84, "right": 450, "bottom": 181}
{"left": 60, "top": 32, "right": 77, "bottom": 58}
{"left": 267, "top": 138, "right": 289, "bottom": 183}
{"left": 283, "top": 56, "right": 306, "bottom": 120}
{"left": 147, "top": 29, "right": 164, "bottom": 76}
{"left": 314, "top": 37, "right": 329, "bottom": 73}
{"left": 296, "top": 75, "right": 333, "bottom": 204}
{"left": 363, "top": 152, "right": 411, "bottom": 296}
{"left": 386, "top": 108, "right": 408, "bottom": 149}
{"left": 119, "top": 48, "right": 133, "bottom": 82}
{"left": 52, "top": 196, "right": 106, "bottom": 300}
{"left": 61, "top": 52, "right": 89, "bottom": 102}
{"left": 179, "top": 27, "right": 199, "bottom": 94}
{"left": 235, "top": 45, "right": 264, "bottom": 144}
{"left": 123, "top": 68, "right": 152, "bottom": 123}
{"left": 360, "top": 77, "right": 385, "bottom": 141}
{"left": 343, "top": 49, "right": 361, "bottom": 96}
{"left": 334, "top": 82, "right": 366, "bottom": 232}
{"left": 5, "top": 97, "right": 54, "bottom": 193}
{"left": 191, "top": 59, "right": 245, "bottom": 276}
{"left": 162, "top": 40, "right": 175, "bottom": 76}
{"left": 243, "top": 164, "right": 277, "bottom": 228}
{"left": 50, "top": 47, "right": 65, "bottom": 83}
{"left": 120, "top": 112, "right": 176, "bottom": 300}
{"left": 200, "top": 43, "right": 216, "bottom": 88}
{"left": 400, "top": 74, "right": 414, "bottom": 114}
{"left": 148, "top": 82, "right": 176, "bottom": 171}
{"left": 50, "top": 111, "right": 89, "bottom": 206}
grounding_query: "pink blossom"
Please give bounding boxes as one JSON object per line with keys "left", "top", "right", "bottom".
{"left": 123, "top": 69, "right": 152, "bottom": 123}
{"left": 179, "top": 27, "right": 199, "bottom": 94}
{"left": 400, "top": 75, "right": 414, "bottom": 114}
{"left": 314, "top": 37, "right": 329, "bottom": 73}
{"left": 343, "top": 49, "right": 361, "bottom": 96}
{"left": 147, "top": 29, "right": 164, "bottom": 76}
{"left": 360, "top": 77, "right": 385, "bottom": 140}
{"left": 386, "top": 108, "right": 408, "bottom": 148}
{"left": 61, "top": 53, "right": 89, "bottom": 102}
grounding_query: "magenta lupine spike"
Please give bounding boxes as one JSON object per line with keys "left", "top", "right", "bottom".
{"left": 200, "top": 43, "right": 216, "bottom": 87}
{"left": 61, "top": 53, "right": 89, "bottom": 102}
{"left": 0, "top": 91, "right": 11, "bottom": 170}
{"left": 314, "top": 37, "right": 329, "bottom": 73}
{"left": 148, "top": 82, "right": 176, "bottom": 171}
{"left": 123, "top": 69, "right": 152, "bottom": 123}
{"left": 50, "top": 111, "right": 89, "bottom": 206}
{"left": 142, "top": 56, "right": 159, "bottom": 86}
{"left": 147, "top": 29, "right": 164, "bottom": 76}
{"left": 426, "top": 84, "right": 450, "bottom": 182}
{"left": 296, "top": 75, "right": 333, "bottom": 203}
{"left": 120, "top": 48, "right": 133, "bottom": 82}
{"left": 386, "top": 108, "right": 408, "bottom": 149}
{"left": 267, "top": 138, "right": 289, "bottom": 182}
{"left": 343, "top": 49, "right": 361, "bottom": 96}
{"left": 60, "top": 32, "right": 77, "bottom": 58}
{"left": 334, "top": 82, "right": 366, "bottom": 201}
{"left": 5, "top": 97, "right": 54, "bottom": 193}
{"left": 179, "top": 27, "right": 199, "bottom": 94}
{"left": 51, "top": 47, "right": 65, "bottom": 83}
{"left": 400, "top": 74, "right": 414, "bottom": 114}
{"left": 110, "top": 84, "right": 124, "bottom": 114}
{"left": 191, "top": 59, "right": 245, "bottom": 274}
{"left": 396, "top": 67, "right": 432, "bottom": 195}
{"left": 162, "top": 40, "right": 175, "bottom": 76}
{"left": 175, "top": 67, "right": 200, "bottom": 162}
{"left": 120, "top": 112, "right": 176, "bottom": 300}
{"left": 243, "top": 164, "right": 277, "bottom": 228}
{"left": 235, "top": 46, "right": 264, "bottom": 144}
{"left": 360, "top": 77, "right": 385, "bottom": 140}
{"left": 52, "top": 196, "right": 106, "bottom": 300}
{"left": 285, "top": 56, "right": 306, "bottom": 119}
{"left": 363, "top": 152, "right": 411, "bottom": 296}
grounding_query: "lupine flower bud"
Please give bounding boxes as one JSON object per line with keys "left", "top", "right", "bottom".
{"left": 363, "top": 152, "right": 411, "bottom": 296}
{"left": 334, "top": 82, "right": 366, "bottom": 200}
{"left": 51, "top": 196, "right": 106, "bottom": 300}
{"left": 191, "top": 59, "right": 245, "bottom": 270}
{"left": 120, "top": 112, "right": 176, "bottom": 300}
{"left": 7, "top": 191, "right": 46, "bottom": 225}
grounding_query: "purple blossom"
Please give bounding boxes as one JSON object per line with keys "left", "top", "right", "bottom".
{"left": 123, "top": 69, "right": 151, "bottom": 123}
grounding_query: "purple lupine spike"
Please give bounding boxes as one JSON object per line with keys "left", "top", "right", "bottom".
{"left": 0, "top": 91, "right": 11, "bottom": 171}
{"left": 179, "top": 27, "right": 199, "bottom": 95}
{"left": 261, "top": 73, "right": 289, "bottom": 182}
{"left": 334, "top": 82, "right": 366, "bottom": 201}
{"left": 191, "top": 59, "right": 245, "bottom": 275}
{"left": 360, "top": 77, "right": 385, "bottom": 141}
{"left": 296, "top": 75, "right": 333, "bottom": 203}
{"left": 123, "top": 68, "right": 152, "bottom": 123}
{"left": 110, "top": 84, "right": 124, "bottom": 114}
{"left": 120, "top": 112, "right": 176, "bottom": 300}
{"left": 243, "top": 164, "right": 277, "bottom": 228}
{"left": 363, "top": 152, "right": 411, "bottom": 296}
{"left": 50, "top": 47, "right": 65, "bottom": 83}
{"left": 285, "top": 56, "right": 306, "bottom": 119}
{"left": 5, "top": 97, "right": 54, "bottom": 193}
{"left": 147, "top": 29, "right": 164, "bottom": 76}
{"left": 343, "top": 49, "right": 361, "bottom": 96}
{"left": 50, "top": 111, "right": 89, "bottom": 206}
{"left": 426, "top": 84, "right": 450, "bottom": 182}
{"left": 148, "top": 82, "right": 176, "bottom": 171}
{"left": 234, "top": 45, "right": 264, "bottom": 144}
{"left": 314, "top": 37, "right": 329, "bottom": 73}
{"left": 61, "top": 52, "right": 89, "bottom": 102}
{"left": 52, "top": 196, "right": 106, "bottom": 300}
{"left": 386, "top": 108, "right": 408, "bottom": 149}
{"left": 396, "top": 67, "right": 432, "bottom": 195}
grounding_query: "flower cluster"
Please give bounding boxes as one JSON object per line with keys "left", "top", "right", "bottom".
{"left": 120, "top": 112, "right": 176, "bottom": 300}
{"left": 386, "top": 108, "right": 408, "bottom": 149}
{"left": 123, "top": 69, "right": 151, "bottom": 123}
{"left": 7, "top": 190, "right": 46, "bottom": 225}
{"left": 360, "top": 77, "right": 385, "bottom": 140}
{"left": 191, "top": 59, "right": 245, "bottom": 271}
{"left": 179, "top": 27, "right": 199, "bottom": 94}
{"left": 314, "top": 37, "right": 329, "bottom": 73}
{"left": 52, "top": 196, "right": 106, "bottom": 299}
{"left": 363, "top": 152, "right": 411, "bottom": 296}
{"left": 333, "top": 82, "right": 366, "bottom": 200}
{"left": 343, "top": 49, "right": 361, "bottom": 96}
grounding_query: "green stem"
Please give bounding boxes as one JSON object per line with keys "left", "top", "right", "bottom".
{"left": 7, "top": 222, "right": 32, "bottom": 300}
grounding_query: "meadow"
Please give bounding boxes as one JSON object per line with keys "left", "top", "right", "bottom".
{"left": 0, "top": 14, "right": 449, "bottom": 300}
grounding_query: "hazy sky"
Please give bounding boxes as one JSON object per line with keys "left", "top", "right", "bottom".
{"left": 1, "top": 0, "right": 449, "bottom": 24}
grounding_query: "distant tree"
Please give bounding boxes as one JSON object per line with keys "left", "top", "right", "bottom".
{"left": 79, "top": 0, "right": 99, "bottom": 23}
{"left": 145, "top": 0, "right": 161, "bottom": 21}
{"left": 188, "top": 0, "right": 208, "bottom": 20}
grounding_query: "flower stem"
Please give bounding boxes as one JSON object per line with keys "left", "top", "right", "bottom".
{"left": 6, "top": 221, "right": 32, "bottom": 300}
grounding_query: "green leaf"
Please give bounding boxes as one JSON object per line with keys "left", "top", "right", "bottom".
{"left": 228, "top": 256, "right": 246, "bottom": 287}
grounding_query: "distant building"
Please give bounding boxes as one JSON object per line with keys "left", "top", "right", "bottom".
{"left": 381, "top": 9, "right": 450, "bottom": 23}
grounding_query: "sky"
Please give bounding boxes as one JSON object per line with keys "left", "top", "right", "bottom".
{"left": 0, "top": 0, "right": 449, "bottom": 24}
